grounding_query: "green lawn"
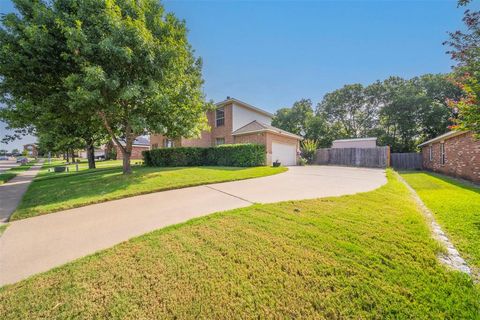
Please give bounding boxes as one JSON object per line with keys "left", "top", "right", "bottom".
{"left": 0, "top": 161, "right": 36, "bottom": 185}
{"left": 1, "top": 171, "right": 478, "bottom": 318}
{"left": 401, "top": 171, "right": 480, "bottom": 274}
{"left": 11, "top": 164, "right": 286, "bottom": 221}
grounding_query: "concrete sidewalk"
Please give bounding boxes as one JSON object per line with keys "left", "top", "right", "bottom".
{"left": 0, "top": 165, "right": 386, "bottom": 286}
{"left": 0, "top": 160, "right": 43, "bottom": 223}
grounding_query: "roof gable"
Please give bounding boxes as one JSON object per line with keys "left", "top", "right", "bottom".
{"left": 232, "top": 120, "right": 303, "bottom": 140}
{"left": 216, "top": 97, "right": 274, "bottom": 118}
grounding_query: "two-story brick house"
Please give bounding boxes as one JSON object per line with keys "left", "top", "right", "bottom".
{"left": 419, "top": 130, "right": 479, "bottom": 184}
{"left": 150, "top": 97, "right": 303, "bottom": 165}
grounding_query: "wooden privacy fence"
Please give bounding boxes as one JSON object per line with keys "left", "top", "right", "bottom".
{"left": 390, "top": 153, "right": 423, "bottom": 170}
{"left": 315, "top": 147, "right": 390, "bottom": 168}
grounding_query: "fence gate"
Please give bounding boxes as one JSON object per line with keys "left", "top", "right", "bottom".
{"left": 390, "top": 153, "right": 423, "bottom": 170}
{"left": 315, "top": 147, "right": 390, "bottom": 168}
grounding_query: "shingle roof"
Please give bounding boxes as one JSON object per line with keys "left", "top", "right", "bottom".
{"left": 231, "top": 121, "right": 303, "bottom": 140}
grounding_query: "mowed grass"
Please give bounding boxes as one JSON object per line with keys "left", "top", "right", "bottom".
{"left": 401, "top": 171, "right": 480, "bottom": 273}
{"left": 0, "top": 161, "right": 36, "bottom": 185}
{"left": 11, "top": 164, "right": 286, "bottom": 221}
{"left": 1, "top": 171, "right": 478, "bottom": 319}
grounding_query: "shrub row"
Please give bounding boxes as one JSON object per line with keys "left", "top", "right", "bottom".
{"left": 143, "top": 144, "right": 266, "bottom": 167}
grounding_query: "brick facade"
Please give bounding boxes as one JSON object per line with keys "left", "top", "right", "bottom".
{"left": 148, "top": 99, "right": 301, "bottom": 165}
{"left": 421, "top": 131, "right": 480, "bottom": 184}
{"left": 106, "top": 141, "right": 149, "bottom": 161}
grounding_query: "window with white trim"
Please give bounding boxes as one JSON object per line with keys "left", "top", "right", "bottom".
{"left": 215, "top": 137, "right": 225, "bottom": 145}
{"left": 429, "top": 145, "right": 433, "bottom": 161}
{"left": 440, "top": 143, "right": 445, "bottom": 165}
{"left": 216, "top": 107, "right": 225, "bottom": 127}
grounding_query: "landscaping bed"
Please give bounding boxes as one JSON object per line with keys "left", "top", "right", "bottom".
{"left": 1, "top": 171, "right": 478, "bottom": 318}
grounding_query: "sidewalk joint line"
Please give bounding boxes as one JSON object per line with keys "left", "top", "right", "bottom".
{"left": 204, "top": 185, "right": 254, "bottom": 204}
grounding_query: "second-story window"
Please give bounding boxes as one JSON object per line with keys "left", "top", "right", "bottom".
{"left": 216, "top": 107, "right": 225, "bottom": 127}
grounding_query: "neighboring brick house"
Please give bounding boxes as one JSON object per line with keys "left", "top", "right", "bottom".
{"left": 419, "top": 131, "right": 480, "bottom": 184}
{"left": 150, "top": 97, "right": 303, "bottom": 165}
{"left": 106, "top": 136, "right": 150, "bottom": 160}
{"left": 23, "top": 143, "right": 38, "bottom": 157}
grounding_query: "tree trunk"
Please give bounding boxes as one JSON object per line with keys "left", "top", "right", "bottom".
{"left": 66, "top": 151, "right": 70, "bottom": 163}
{"left": 121, "top": 134, "right": 134, "bottom": 174}
{"left": 86, "top": 142, "right": 96, "bottom": 169}
{"left": 71, "top": 149, "right": 76, "bottom": 163}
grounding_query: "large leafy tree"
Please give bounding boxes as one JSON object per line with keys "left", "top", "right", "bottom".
{"left": 444, "top": 1, "right": 480, "bottom": 135}
{"left": 317, "top": 84, "right": 379, "bottom": 138}
{"left": 273, "top": 74, "right": 460, "bottom": 153}
{"left": 60, "top": 0, "right": 209, "bottom": 173}
{"left": 1, "top": 0, "right": 209, "bottom": 174}
{"left": 272, "top": 99, "right": 314, "bottom": 137}
{"left": 0, "top": 0, "right": 107, "bottom": 169}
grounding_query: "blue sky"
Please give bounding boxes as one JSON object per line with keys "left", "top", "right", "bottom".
{"left": 0, "top": 0, "right": 472, "bottom": 151}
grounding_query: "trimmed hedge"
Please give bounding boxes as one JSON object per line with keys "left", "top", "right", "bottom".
{"left": 143, "top": 144, "right": 266, "bottom": 167}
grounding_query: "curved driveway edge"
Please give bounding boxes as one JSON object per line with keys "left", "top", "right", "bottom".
{"left": 0, "top": 165, "right": 386, "bottom": 286}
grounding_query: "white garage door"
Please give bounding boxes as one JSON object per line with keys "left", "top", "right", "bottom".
{"left": 272, "top": 142, "right": 297, "bottom": 166}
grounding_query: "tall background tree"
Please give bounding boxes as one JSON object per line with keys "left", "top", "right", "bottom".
{"left": 272, "top": 74, "right": 461, "bottom": 152}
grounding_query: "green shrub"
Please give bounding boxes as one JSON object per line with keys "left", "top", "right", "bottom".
{"left": 143, "top": 144, "right": 266, "bottom": 167}
{"left": 301, "top": 139, "right": 318, "bottom": 164}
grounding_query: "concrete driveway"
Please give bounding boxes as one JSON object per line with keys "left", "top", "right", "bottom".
{"left": 0, "top": 165, "right": 386, "bottom": 286}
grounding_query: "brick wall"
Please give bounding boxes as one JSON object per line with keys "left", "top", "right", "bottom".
{"left": 422, "top": 131, "right": 480, "bottom": 183}
{"left": 114, "top": 145, "right": 149, "bottom": 160}
{"left": 209, "top": 102, "right": 234, "bottom": 145}
{"left": 233, "top": 132, "right": 267, "bottom": 145}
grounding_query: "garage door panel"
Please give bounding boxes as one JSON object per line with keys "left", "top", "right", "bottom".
{"left": 272, "top": 142, "right": 297, "bottom": 166}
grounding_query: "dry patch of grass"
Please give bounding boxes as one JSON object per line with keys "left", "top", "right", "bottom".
{"left": 0, "top": 171, "right": 478, "bottom": 318}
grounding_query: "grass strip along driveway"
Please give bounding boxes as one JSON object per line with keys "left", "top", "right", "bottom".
{"left": 11, "top": 163, "right": 286, "bottom": 221}
{"left": 0, "top": 162, "right": 36, "bottom": 185}
{"left": 0, "top": 171, "right": 478, "bottom": 318}
{"left": 401, "top": 171, "right": 480, "bottom": 275}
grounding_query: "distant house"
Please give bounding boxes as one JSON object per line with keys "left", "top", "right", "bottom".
{"left": 331, "top": 137, "right": 377, "bottom": 149}
{"left": 107, "top": 136, "right": 150, "bottom": 160}
{"left": 150, "top": 97, "right": 303, "bottom": 166}
{"left": 418, "top": 131, "right": 479, "bottom": 184}
{"left": 23, "top": 143, "right": 38, "bottom": 157}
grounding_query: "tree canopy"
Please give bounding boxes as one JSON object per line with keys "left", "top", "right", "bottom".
{"left": 0, "top": 0, "right": 210, "bottom": 173}
{"left": 444, "top": 1, "right": 480, "bottom": 136}
{"left": 272, "top": 74, "right": 462, "bottom": 152}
